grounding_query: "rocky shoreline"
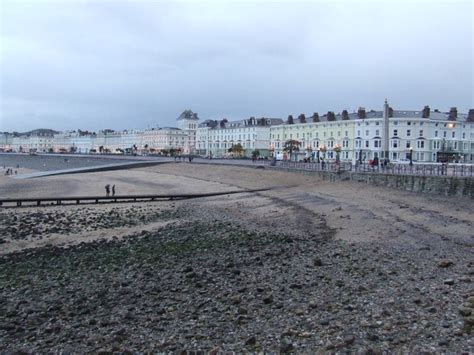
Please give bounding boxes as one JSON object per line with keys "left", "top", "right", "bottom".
{"left": 1, "top": 202, "right": 473, "bottom": 353}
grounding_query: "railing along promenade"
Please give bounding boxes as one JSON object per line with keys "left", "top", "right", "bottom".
{"left": 271, "top": 160, "right": 474, "bottom": 177}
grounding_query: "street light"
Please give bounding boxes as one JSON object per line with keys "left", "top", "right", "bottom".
{"left": 268, "top": 144, "right": 274, "bottom": 157}
{"left": 333, "top": 143, "right": 341, "bottom": 164}
{"left": 409, "top": 147, "right": 413, "bottom": 166}
{"left": 305, "top": 145, "right": 312, "bottom": 161}
{"left": 318, "top": 144, "right": 326, "bottom": 160}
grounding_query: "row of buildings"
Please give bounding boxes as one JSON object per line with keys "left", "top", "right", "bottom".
{"left": 1, "top": 102, "right": 474, "bottom": 163}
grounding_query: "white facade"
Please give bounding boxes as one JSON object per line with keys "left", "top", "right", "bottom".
{"left": 270, "top": 104, "right": 474, "bottom": 163}
{"left": 5, "top": 105, "right": 474, "bottom": 163}
{"left": 0, "top": 133, "right": 13, "bottom": 151}
{"left": 12, "top": 134, "right": 54, "bottom": 153}
{"left": 196, "top": 117, "right": 283, "bottom": 158}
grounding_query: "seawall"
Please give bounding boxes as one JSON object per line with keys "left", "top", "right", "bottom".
{"left": 276, "top": 167, "right": 474, "bottom": 198}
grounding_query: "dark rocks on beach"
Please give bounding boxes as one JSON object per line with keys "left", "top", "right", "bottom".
{"left": 0, "top": 205, "right": 182, "bottom": 242}
{"left": 0, "top": 202, "right": 473, "bottom": 353}
{"left": 279, "top": 337, "right": 294, "bottom": 353}
{"left": 438, "top": 259, "right": 454, "bottom": 268}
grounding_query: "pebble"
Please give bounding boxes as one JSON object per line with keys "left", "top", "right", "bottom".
{"left": 0, "top": 200, "right": 472, "bottom": 353}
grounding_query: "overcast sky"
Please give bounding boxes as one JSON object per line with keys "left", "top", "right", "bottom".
{"left": 0, "top": 0, "right": 472, "bottom": 132}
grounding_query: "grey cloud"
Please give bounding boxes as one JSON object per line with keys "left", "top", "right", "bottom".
{"left": 0, "top": 0, "right": 472, "bottom": 132}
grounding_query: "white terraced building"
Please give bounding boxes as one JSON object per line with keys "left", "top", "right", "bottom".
{"left": 0, "top": 133, "right": 13, "bottom": 151}
{"left": 5, "top": 104, "right": 474, "bottom": 163}
{"left": 11, "top": 131, "right": 55, "bottom": 153}
{"left": 269, "top": 101, "right": 474, "bottom": 163}
{"left": 196, "top": 117, "right": 284, "bottom": 158}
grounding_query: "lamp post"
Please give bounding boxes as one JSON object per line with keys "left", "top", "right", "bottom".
{"left": 319, "top": 144, "right": 326, "bottom": 160}
{"left": 268, "top": 144, "right": 274, "bottom": 158}
{"left": 316, "top": 147, "right": 320, "bottom": 163}
{"left": 334, "top": 143, "right": 341, "bottom": 164}
{"left": 359, "top": 149, "right": 363, "bottom": 164}
{"left": 409, "top": 147, "right": 413, "bottom": 166}
{"left": 305, "top": 145, "right": 312, "bottom": 161}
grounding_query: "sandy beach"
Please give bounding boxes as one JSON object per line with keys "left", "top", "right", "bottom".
{"left": 0, "top": 160, "right": 473, "bottom": 352}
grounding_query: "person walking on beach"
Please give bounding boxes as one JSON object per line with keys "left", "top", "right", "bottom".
{"left": 112, "top": 184, "right": 116, "bottom": 196}
{"left": 105, "top": 184, "right": 110, "bottom": 197}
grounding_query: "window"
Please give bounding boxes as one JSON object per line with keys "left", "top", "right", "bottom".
{"left": 365, "top": 130, "right": 369, "bottom": 136}
{"left": 407, "top": 129, "right": 411, "bottom": 137}
{"left": 462, "top": 132, "right": 466, "bottom": 139}
{"left": 406, "top": 141, "right": 411, "bottom": 148}
{"left": 393, "top": 129, "right": 398, "bottom": 136}
{"left": 419, "top": 130, "right": 423, "bottom": 137}
{"left": 407, "top": 121, "right": 411, "bottom": 126}
{"left": 435, "top": 131, "right": 438, "bottom": 137}
{"left": 443, "top": 131, "right": 447, "bottom": 138}
{"left": 375, "top": 129, "right": 380, "bottom": 136}
{"left": 392, "top": 140, "right": 398, "bottom": 148}
{"left": 357, "top": 130, "right": 361, "bottom": 137}
{"left": 365, "top": 141, "right": 369, "bottom": 148}
{"left": 417, "top": 140, "right": 425, "bottom": 149}
{"left": 452, "top": 131, "right": 455, "bottom": 138}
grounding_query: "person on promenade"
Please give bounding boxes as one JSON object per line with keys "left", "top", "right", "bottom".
{"left": 105, "top": 184, "right": 110, "bottom": 197}
{"left": 112, "top": 185, "right": 116, "bottom": 196}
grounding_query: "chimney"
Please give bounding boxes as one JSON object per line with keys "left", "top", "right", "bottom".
{"left": 342, "top": 110, "right": 349, "bottom": 120}
{"left": 422, "top": 105, "right": 430, "bottom": 118}
{"left": 467, "top": 109, "right": 474, "bottom": 122}
{"left": 312, "top": 113, "right": 320, "bottom": 122}
{"left": 448, "top": 107, "right": 457, "bottom": 121}
{"left": 388, "top": 107, "right": 393, "bottom": 117}
{"left": 357, "top": 107, "right": 366, "bottom": 119}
